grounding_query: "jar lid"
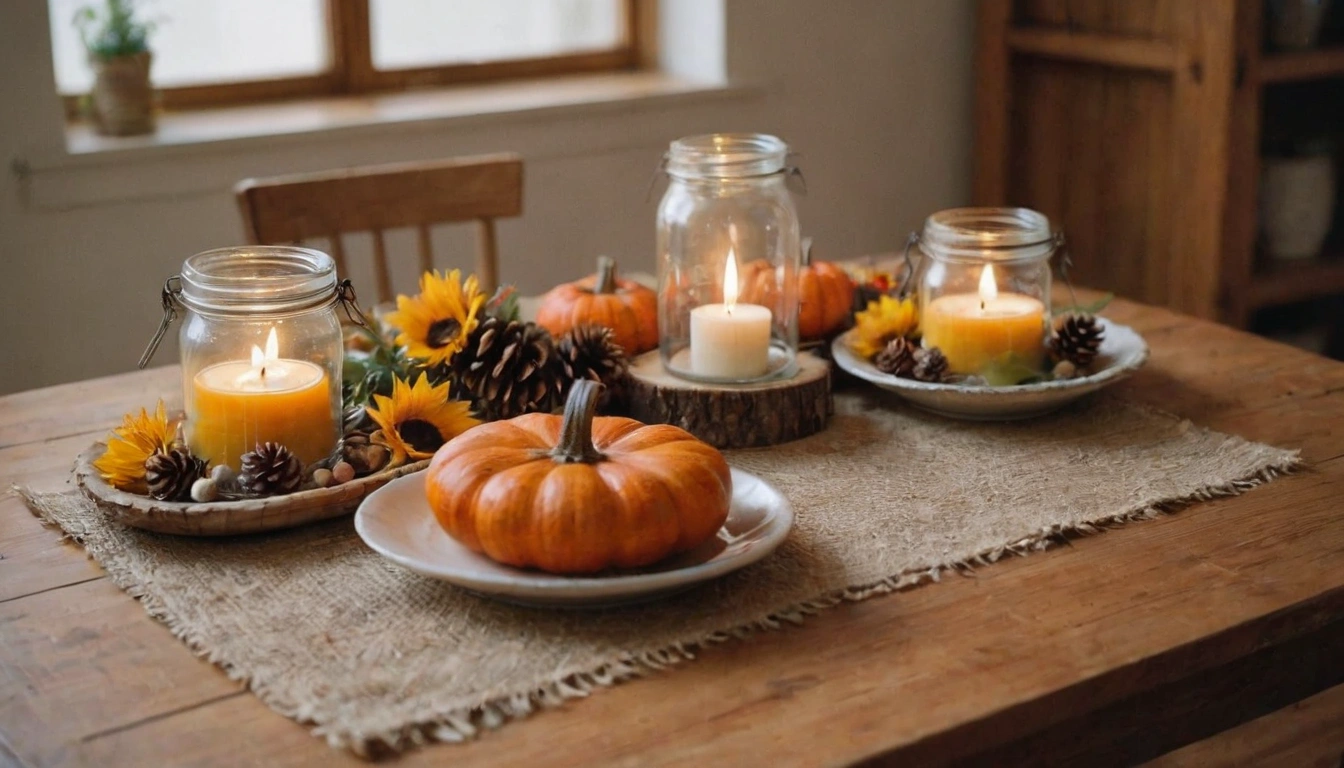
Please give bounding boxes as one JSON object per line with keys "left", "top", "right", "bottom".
{"left": 180, "top": 246, "right": 337, "bottom": 315}
{"left": 921, "top": 207, "right": 1057, "bottom": 262}
{"left": 666, "top": 133, "right": 789, "bottom": 179}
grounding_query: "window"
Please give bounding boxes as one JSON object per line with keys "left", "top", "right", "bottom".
{"left": 49, "top": 0, "right": 639, "bottom": 111}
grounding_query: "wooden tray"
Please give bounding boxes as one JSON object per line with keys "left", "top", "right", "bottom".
{"left": 75, "top": 443, "right": 428, "bottom": 536}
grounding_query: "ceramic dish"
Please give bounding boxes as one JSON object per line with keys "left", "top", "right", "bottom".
{"left": 355, "top": 467, "right": 793, "bottom": 609}
{"left": 831, "top": 317, "right": 1148, "bottom": 420}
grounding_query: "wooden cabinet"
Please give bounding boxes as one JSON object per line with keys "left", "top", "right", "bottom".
{"left": 975, "top": 0, "right": 1344, "bottom": 332}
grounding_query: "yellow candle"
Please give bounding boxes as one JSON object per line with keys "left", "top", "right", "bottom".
{"left": 690, "top": 248, "right": 773, "bottom": 379}
{"left": 189, "top": 328, "right": 338, "bottom": 470}
{"left": 921, "top": 265, "right": 1046, "bottom": 376}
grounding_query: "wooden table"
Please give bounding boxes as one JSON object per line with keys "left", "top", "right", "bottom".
{"left": 3, "top": 296, "right": 1344, "bottom": 767}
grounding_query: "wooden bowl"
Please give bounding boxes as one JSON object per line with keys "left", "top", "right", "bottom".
{"left": 74, "top": 443, "right": 428, "bottom": 536}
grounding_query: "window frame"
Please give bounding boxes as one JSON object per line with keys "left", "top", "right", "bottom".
{"left": 62, "top": 0, "right": 642, "bottom": 114}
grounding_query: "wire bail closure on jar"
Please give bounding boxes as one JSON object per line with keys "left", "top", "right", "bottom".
{"left": 644, "top": 152, "right": 808, "bottom": 201}
{"left": 138, "top": 276, "right": 367, "bottom": 370}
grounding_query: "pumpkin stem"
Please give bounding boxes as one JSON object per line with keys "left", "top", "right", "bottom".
{"left": 594, "top": 255, "right": 617, "bottom": 294}
{"left": 801, "top": 237, "right": 814, "bottom": 267}
{"left": 551, "top": 379, "right": 606, "bottom": 464}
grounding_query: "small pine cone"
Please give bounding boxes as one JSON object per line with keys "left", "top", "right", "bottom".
{"left": 912, "top": 347, "right": 950, "bottom": 383}
{"left": 874, "top": 336, "right": 918, "bottom": 377}
{"left": 1051, "top": 313, "right": 1104, "bottom": 368}
{"left": 452, "top": 317, "right": 565, "bottom": 420}
{"left": 558, "top": 324, "right": 630, "bottom": 411}
{"left": 239, "top": 442, "right": 303, "bottom": 496}
{"left": 144, "top": 448, "right": 207, "bottom": 501}
{"left": 343, "top": 431, "right": 391, "bottom": 476}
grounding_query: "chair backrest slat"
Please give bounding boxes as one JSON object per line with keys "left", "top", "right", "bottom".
{"left": 328, "top": 233, "right": 349, "bottom": 279}
{"left": 416, "top": 224, "right": 434, "bottom": 276}
{"left": 370, "top": 229, "right": 393, "bottom": 304}
{"left": 234, "top": 154, "right": 522, "bottom": 298}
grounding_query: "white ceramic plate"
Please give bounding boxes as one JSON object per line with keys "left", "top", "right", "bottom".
{"left": 831, "top": 317, "right": 1149, "bottom": 420}
{"left": 355, "top": 468, "right": 793, "bottom": 609}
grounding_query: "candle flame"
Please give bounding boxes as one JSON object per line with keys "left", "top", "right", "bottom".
{"left": 978, "top": 264, "right": 999, "bottom": 305}
{"left": 251, "top": 327, "right": 280, "bottom": 369}
{"left": 723, "top": 247, "right": 739, "bottom": 311}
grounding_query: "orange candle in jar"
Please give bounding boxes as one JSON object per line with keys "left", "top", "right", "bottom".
{"left": 189, "top": 328, "right": 338, "bottom": 470}
{"left": 921, "top": 265, "right": 1046, "bottom": 376}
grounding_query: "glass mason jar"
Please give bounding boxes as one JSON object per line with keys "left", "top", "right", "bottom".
{"left": 656, "top": 133, "right": 801, "bottom": 383}
{"left": 914, "top": 207, "right": 1058, "bottom": 378}
{"left": 173, "top": 246, "right": 345, "bottom": 471}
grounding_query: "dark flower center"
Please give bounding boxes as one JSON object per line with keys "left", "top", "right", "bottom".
{"left": 427, "top": 318, "right": 462, "bottom": 349}
{"left": 398, "top": 419, "right": 444, "bottom": 454}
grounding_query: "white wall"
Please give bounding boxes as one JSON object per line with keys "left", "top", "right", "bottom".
{"left": 0, "top": 0, "right": 974, "bottom": 394}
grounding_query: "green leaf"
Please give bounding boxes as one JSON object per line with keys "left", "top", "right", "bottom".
{"left": 979, "top": 352, "right": 1047, "bottom": 387}
{"left": 1057, "top": 292, "right": 1113, "bottom": 316}
{"left": 486, "top": 285, "right": 520, "bottom": 323}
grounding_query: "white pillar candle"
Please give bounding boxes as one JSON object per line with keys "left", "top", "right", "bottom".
{"left": 689, "top": 248, "right": 773, "bottom": 379}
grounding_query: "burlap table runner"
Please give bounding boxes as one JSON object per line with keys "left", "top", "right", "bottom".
{"left": 21, "top": 391, "right": 1298, "bottom": 756}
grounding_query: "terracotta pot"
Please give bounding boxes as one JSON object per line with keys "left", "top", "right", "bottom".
{"left": 90, "top": 51, "right": 155, "bottom": 136}
{"left": 1260, "top": 153, "right": 1336, "bottom": 261}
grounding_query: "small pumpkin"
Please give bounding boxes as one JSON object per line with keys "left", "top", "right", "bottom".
{"left": 739, "top": 241, "right": 855, "bottom": 341}
{"left": 425, "top": 380, "right": 732, "bottom": 574}
{"left": 536, "top": 256, "right": 659, "bottom": 356}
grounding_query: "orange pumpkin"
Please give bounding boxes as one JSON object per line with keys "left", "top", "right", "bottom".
{"left": 739, "top": 245, "right": 854, "bottom": 341}
{"left": 536, "top": 257, "right": 659, "bottom": 355}
{"left": 425, "top": 380, "right": 732, "bottom": 574}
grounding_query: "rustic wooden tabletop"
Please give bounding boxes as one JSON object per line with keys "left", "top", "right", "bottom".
{"left": 3, "top": 294, "right": 1343, "bottom": 767}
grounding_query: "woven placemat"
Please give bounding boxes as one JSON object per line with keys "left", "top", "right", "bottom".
{"left": 21, "top": 391, "right": 1299, "bottom": 756}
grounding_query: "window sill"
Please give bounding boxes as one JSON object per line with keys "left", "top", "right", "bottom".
{"left": 50, "top": 71, "right": 746, "bottom": 167}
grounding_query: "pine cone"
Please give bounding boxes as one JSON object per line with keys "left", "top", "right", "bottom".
{"left": 452, "top": 317, "right": 564, "bottom": 420}
{"left": 912, "top": 347, "right": 950, "bottom": 383}
{"left": 558, "top": 324, "right": 630, "bottom": 410}
{"left": 874, "top": 336, "right": 918, "bottom": 377}
{"left": 343, "top": 431, "right": 391, "bottom": 476}
{"left": 239, "top": 442, "right": 303, "bottom": 496}
{"left": 144, "top": 448, "right": 207, "bottom": 501}
{"left": 1051, "top": 314, "right": 1104, "bottom": 368}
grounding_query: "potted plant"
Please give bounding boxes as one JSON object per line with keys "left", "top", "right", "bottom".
{"left": 74, "top": 0, "right": 155, "bottom": 136}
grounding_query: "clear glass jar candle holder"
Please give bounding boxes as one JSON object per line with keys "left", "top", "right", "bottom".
{"left": 656, "top": 133, "right": 802, "bottom": 384}
{"left": 173, "top": 246, "right": 345, "bottom": 471}
{"left": 914, "top": 208, "right": 1059, "bottom": 378}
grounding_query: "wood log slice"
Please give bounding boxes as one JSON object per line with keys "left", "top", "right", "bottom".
{"left": 626, "top": 351, "right": 832, "bottom": 448}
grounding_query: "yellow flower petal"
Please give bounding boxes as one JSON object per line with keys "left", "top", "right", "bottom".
{"left": 93, "top": 400, "right": 177, "bottom": 493}
{"left": 850, "top": 295, "right": 919, "bottom": 359}
{"left": 367, "top": 373, "right": 480, "bottom": 462}
{"left": 384, "top": 269, "right": 486, "bottom": 367}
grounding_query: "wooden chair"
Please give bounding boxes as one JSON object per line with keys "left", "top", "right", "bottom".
{"left": 234, "top": 154, "right": 523, "bottom": 301}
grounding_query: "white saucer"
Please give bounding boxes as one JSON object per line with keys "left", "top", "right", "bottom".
{"left": 831, "top": 317, "right": 1149, "bottom": 420}
{"left": 355, "top": 467, "right": 794, "bottom": 609}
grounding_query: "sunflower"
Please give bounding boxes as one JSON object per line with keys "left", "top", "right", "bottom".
{"left": 850, "top": 295, "right": 919, "bottom": 359}
{"left": 384, "top": 269, "right": 486, "bottom": 367}
{"left": 367, "top": 374, "right": 480, "bottom": 464}
{"left": 93, "top": 400, "right": 177, "bottom": 493}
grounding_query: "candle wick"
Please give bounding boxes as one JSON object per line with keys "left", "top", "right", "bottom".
{"left": 980, "top": 300, "right": 985, "bottom": 311}
{"left": 260, "top": 366, "right": 267, "bottom": 379}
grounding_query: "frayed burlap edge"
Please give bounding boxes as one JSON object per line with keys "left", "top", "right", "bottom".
{"left": 14, "top": 450, "right": 1301, "bottom": 758}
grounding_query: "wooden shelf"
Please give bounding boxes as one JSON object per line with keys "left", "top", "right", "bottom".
{"left": 1259, "top": 47, "right": 1344, "bottom": 83}
{"left": 1248, "top": 254, "right": 1344, "bottom": 309}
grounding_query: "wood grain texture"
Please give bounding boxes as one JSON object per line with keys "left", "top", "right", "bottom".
{"left": 977, "top": 0, "right": 1252, "bottom": 322}
{"left": 235, "top": 154, "right": 523, "bottom": 296}
{"left": 626, "top": 350, "right": 832, "bottom": 448}
{"left": 1146, "top": 681, "right": 1344, "bottom": 767}
{"left": 2, "top": 294, "right": 1344, "bottom": 766}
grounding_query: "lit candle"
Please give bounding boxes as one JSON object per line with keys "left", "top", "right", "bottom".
{"left": 190, "top": 327, "right": 338, "bottom": 470}
{"left": 921, "top": 264, "right": 1046, "bottom": 375}
{"left": 690, "top": 248, "right": 773, "bottom": 379}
